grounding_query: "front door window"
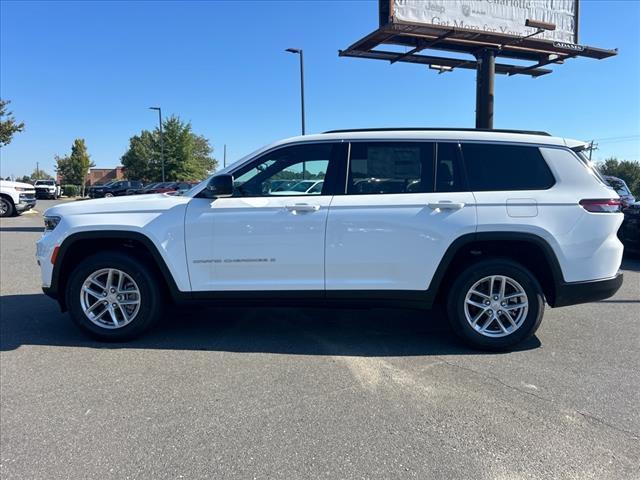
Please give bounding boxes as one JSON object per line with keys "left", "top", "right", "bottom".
{"left": 232, "top": 144, "right": 332, "bottom": 197}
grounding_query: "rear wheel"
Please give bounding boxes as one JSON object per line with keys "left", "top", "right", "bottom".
{"left": 66, "top": 252, "right": 163, "bottom": 341}
{"left": 446, "top": 259, "right": 544, "bottom": 351}
{"left": 0, "top": 196, "right": 15, "bottom": 217}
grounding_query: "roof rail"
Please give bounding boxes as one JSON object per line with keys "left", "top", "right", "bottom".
{"left": 322, "top": 127, "right": 552, "bottom": 136}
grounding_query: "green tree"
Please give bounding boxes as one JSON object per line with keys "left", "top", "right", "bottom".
{"left": 55, "top": 155, "right": 73, "bottom": 183}
{"left": 55, "top": 139, "right": 94, "bottom": 195}
{"left": 121, "top": 115, "right": 216, "bottom": 182}
{"left": 17, "top": 175, "right": 32, "bottom": 184}
{"left": 121, "top": 130, "right": 156, "bottom": 181}
{"left": 598, "top": 158, "right": 640, "bottom": 197}
{"left": 31, "top": 168, "right": 53, "bottom": 180}
{"left": 0, "top": 99, "right": 25, "bottom": 147}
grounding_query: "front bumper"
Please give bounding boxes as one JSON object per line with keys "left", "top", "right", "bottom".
{"left": 15, "top": 197, "right": 37, "bottom": 212}
{"left": 36, "top": 189, "right": 56, "bottom": 198}
{"left": 554, "top": 272, "right": 624, "bottom": 307}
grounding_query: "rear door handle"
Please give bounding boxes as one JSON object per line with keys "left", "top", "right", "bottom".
{"left": 285, "top": 204, "right": 320, "bottom": 212}
{"left": 428, "top": 201, "right": 465, "bottom": 210}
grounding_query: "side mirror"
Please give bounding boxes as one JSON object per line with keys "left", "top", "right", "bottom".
{"left": 207, "top": 174, "right": 234, "bottom": 197}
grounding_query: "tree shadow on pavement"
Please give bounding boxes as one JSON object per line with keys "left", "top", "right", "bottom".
{"left": 0, "top": 293, "right": 541, "bottom": 355}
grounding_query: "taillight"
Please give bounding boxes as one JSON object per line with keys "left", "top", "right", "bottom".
{"left": 579, "top": 199, "right": 622, "bottom": 213}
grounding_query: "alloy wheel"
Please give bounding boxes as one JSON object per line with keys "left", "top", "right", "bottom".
{"left": 80, "top": 268, "right": 141, "bottom": 329}
{"left": 464, "top": 275, "right": 529, "bottom": 338}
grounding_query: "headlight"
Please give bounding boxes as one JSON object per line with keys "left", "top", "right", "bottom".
{"left": 15, "top": 187, "right": 29, "bottom": 192}
{"left": 44, "top": 216, "right": 61, "bottom": 232}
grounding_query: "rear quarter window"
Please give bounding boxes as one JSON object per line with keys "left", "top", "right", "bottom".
{"left": 461, "top": 143, "right": 555, "bottom": 191}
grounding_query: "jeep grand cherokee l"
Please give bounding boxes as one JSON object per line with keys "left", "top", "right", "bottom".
{"left": 36, "top": 129, "right": 624, "bottom": 350}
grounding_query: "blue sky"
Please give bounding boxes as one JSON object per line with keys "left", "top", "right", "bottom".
{"left": 1, "top": 0, "right": 639, "bottom": 178}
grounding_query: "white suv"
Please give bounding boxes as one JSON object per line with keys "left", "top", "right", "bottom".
{"left": 36, "top": 129, "right": 624, "bottom": 350}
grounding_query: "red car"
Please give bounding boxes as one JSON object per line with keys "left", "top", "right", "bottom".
{"left": 143, "top": 182, "right": 192, "bottom": 194}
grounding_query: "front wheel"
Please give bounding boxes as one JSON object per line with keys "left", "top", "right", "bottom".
{"left": 66, "top": 252, "right": 163, "bottom": 341}
{"left": 0, "top": 197, "right": 15, "bottom": 217}
{"left": 446, "top": 259, "right": 544, "bottom": 351}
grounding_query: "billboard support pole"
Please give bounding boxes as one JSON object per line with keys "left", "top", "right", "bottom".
{"left": 475, "top": 48, "right": 496, "bottom": 129}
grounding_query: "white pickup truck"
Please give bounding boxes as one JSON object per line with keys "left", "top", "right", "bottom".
{"left": 34, "top": 179, "right": 61, "bottom": 199}
{"left": 0, "top": 179, "right": 37, "bottom": 217}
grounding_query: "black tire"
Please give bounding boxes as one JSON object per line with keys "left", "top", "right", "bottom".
{"left": 446, "top": 259, "right": 544, "bottom": 351}
{"left": 0, "top": 196, "right": 15, "bottom": 217}
{"left": 66, "top": 251, "right": 163, "bottom": 341}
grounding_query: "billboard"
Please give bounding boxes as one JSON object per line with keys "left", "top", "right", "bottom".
{"left": 380, "top": 0, "right": 579, "bottom": 44}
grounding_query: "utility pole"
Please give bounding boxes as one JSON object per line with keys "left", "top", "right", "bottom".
{"left": 149, "top": 107, "right": 165, "bottom": 182}
{"left": 588, "top": 141, "right": 598, "bottom": 162}
{"left": 223, "top": 144, "right": 227, "bottom": 168}
{"left": 36, "top": 162, "right": 39, "bottom": 180}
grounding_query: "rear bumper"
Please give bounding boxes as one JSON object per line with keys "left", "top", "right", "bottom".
{"left": 553, "top": 272, "right": 623, "bottom": 307}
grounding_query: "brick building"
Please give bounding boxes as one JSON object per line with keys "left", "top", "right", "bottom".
{"left": 57, "top": 167, "right": 124, "bottom": 185}
{"left": 86, "top": 167, "right": 124, "bottom": 185}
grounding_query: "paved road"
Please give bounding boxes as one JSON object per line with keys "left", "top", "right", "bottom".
{"left": 1, "top": 200, "right": 639, "bottom": 479}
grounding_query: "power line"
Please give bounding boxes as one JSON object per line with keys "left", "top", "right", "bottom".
{"left": 591, "top": 134, "right": 640, "bottom": 142}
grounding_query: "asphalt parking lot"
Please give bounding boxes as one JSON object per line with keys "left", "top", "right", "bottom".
{"left": 1, "top": 199, "right": 639, "bottom": 479}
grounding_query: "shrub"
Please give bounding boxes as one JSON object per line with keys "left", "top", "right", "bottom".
{"left": 62, "top": 184, "right": 80, "bottom": 197}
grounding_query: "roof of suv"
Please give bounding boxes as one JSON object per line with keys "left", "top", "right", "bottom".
{"left": 208, "top": 128, "right": 588, "bottom": 185}
{"left": 273, "top": 129, "right": 586, "bottom": 149}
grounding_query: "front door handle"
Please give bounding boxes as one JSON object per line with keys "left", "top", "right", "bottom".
{"left": 285, "top": 204, "right": 320, "bottom": 212}
{"left": 428, "top": 201, "right": 465, "bottom": 210}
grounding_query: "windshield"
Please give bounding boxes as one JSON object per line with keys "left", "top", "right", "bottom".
{"left": 36, "top": 180, "right": 54, "bottom": 185}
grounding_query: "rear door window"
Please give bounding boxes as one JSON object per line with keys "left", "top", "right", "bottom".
{"left": 461, "top": 143, "right": 555, "bottom": 191}
{"left": 347, "top": 142, "right": 435, "bottom": 194}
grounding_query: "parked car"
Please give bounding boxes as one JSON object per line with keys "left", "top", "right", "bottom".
{"left": 132, "top": 183, "right": 160, "bottom": 195}
{"left": 144, "top": 182, "right": 192, "bottom": 194}
{"left": 89, "top": 180, "right": 143, "bottom": 198}
{"left": 174, "top": 182, "right": 199, "bottom": 195}
{"left": 619, "top": 201, "right": 640, "bottom": 255}
{"left": 34, "top": 179, "right": 61, "bottom": 199}
{"left": 267, "top": 179, "right": 298, "bottom": 192}
{"left": 38, "top": 129, "right": 624, "bottom": 350}
{"left": 0, "top": 179, "right": 36, "bottom": 217}
{"left": 605, "top": 175, "right": 636, "bottom": 207}
{"left": 270, "top": 180, "right": 324, "bottom": 195}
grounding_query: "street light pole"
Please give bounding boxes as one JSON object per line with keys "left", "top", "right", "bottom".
{"left": 149, "top": 107, "right": 165, "bottom": 182}
{"left": 286, "top": 48, "right": 306, "bottom": 135}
